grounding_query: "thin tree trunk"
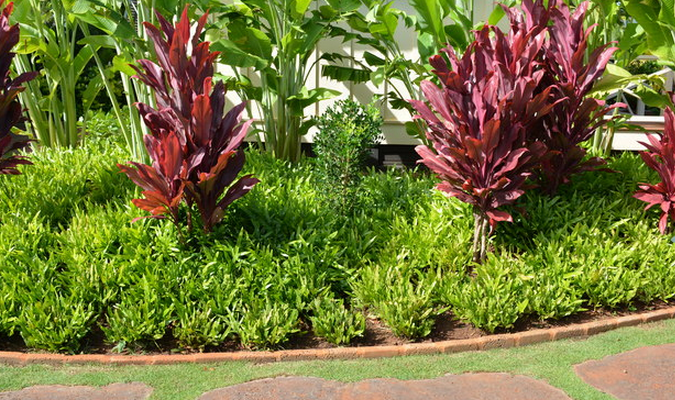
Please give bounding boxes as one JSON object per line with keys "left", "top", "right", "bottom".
{"left": 471, "top": 210, "right": 490, "bottom": 266}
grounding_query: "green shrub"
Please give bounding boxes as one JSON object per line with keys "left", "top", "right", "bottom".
{"left": 443, "top": 258, "right": 530, "bottom": 333}
{"left": 309, "top": 297, "right": 365, "bottom": 345}
{"left": 353, "top": 265, "right": 440, "bottom": 339}
{"left": 313, "top": 99, "right": 383, "bottom": 216}
{"left": 17, "top": 288, "right": 96, "bottom": 353}
{"left": 102, "top": 276, "right": 173, "bottom": 350}
{"left": 230, "top": 299, "right": 300, "bottom": 350}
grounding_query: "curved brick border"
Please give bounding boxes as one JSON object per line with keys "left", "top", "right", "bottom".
{"left": 1, "top": 307, "right": 673, "bottom": 366}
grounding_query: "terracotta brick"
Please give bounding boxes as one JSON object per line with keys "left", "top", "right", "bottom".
{"left": 475, "top": 335, "right": 516, "bottom": 350}
{"left": 150, "top": 354, "right": 196, "bottom": 365}
{"left": 550, "top": 325, "right": 586, "bottom": 341}
{"left": 108, "top": 355, "right": 148, "bottom": 365}
{"left": 65, "top": 354, "right": 108, "bottom": 365}
{"left": 355, "top": 345, "right": 402, "bottom": 359}
{"left": 641, "top": 310, "right": 671, "bottom": 323}
{"left": 194, "top": 352, "right": 241, "bottom": 364}
{"left": 616, "top": 315, "right": 643, "bottom": 328}
{"left": 275, "top": 349, "right": 324, "bottom": 362}
{"left": 324, "top": 347, "right": 358, "bottom": 360}
{"left": 400, "top": 343, "right": 438, "bottom": 356}
{"left": 23, "top": 353, "right": 65, "bottom": 366}
{"left": 235, "top": 351, "right": 276, "bottom": 364}
{"left": 436, "top": 339, "right": 480, "bottom": 354}
{"left": 514, "top": 330, "right": 552, "bottom": 347}
{"left": 0, "top": 352, "right": 25, "bottom": 366}
{"left": 585, "top": 319, "right": 618, "bottom": 335}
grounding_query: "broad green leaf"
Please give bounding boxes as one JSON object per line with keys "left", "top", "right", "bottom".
{"left": 228, "top": 21, "right": 272, "bottom": 61}
{"left": 292, "top": 0, "right": 312, "bottom": 18}
{"left": 321, "top": 65, "right": 371, "bottom": 83}
{"left": 77, "top": 35, "right": 117, "bottom": 48}
{"left": 80, "top": 73, "right": 104, "bottom": 114}
{"left": 364, "top": 51, "right": 386, "bottom": 66}
{"left": 417, "top": 32, "right": 435, "bottom": 61}
{"left": 287, "top": 87, "right": 340, "bottom": 116}
{"left": 371, "top": 66, "right": 386, "bottom": 87}
{"left": 409, "top": 0, "right": 443, "bottom": 44}
{"left": 488, "top": 5, "right": 506, "bottom": 25}
{"left": 111, "top": 55, "right": 137, "bottom": 76}
{"left": 327, "top": 0, "right": 361, "bottom": 12}
{"left": 211, "top": 39, "right": 269, "bottom": 70}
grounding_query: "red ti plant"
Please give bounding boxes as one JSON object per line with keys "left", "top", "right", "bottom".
{"left": 118, "top": 7, "right": 259, "bottom": 234}
{"left": 634, "top": 101, "right": 675, "bottom": 234}
{"left": 410, "top": 22, "right": 558, "bottom": 264}
{"left": 509, "top": 0, "right": 623, "bottom": 194}
{"left": 0, "top": 1, "right": 37, "bottom": 175}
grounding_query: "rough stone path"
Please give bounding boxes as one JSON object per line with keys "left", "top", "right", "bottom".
{"left": 575, "top": 343, "right": 675, "bottom": 400}
{"left": 197, "top": 374, "right": 572, "bottom": 400}
{"left": 0, "top": 382, "right": 152, "bottom": 400}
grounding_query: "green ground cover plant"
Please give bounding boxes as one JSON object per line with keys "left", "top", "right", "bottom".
{"left": 0, "top": 131, "right": 673, "bottom": 352}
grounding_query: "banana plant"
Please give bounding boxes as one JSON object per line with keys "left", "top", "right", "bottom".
{"left": 625, "top": 0, "right": 675, "bottom": 66}
{"left": 11, "top": 0, "right": 105, "bottom": 148}
{"left": 65, "top": 0, "right": 197, "bottom": 162}
{"left": 208, "top": 0, "right": 350, "bottom": 163}
{"left": 323, "top": 0, "right": 508, "bottom": 143}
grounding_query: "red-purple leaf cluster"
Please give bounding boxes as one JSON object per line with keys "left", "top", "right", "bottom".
{"left": 634, "top": 104, "right": 675, "bottom": 234}
{"left": 410, "top": 24, "right": 554, "bottom": 228}
{"left": 118, "top": 7, "right": 258, "bottom": 233}
{"left": 508, "top": 0, "right": 622, "bottom": 193}
{"left": 0, "top": 1, "right": 37, "bottom": 175}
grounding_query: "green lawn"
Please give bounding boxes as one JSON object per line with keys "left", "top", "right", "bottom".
{"left": 0, "top": 318, "right": 673, "bottom": 400}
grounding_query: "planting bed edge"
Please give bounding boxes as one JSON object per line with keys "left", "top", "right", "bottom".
{"left": 2, "top": 307, "right": 674, "bottom": 366}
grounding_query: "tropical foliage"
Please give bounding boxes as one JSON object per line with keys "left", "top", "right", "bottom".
{"left": 0, "top": 1, "right": 36, "bottom": 175}
{"left": 634, "top": 97, "right": 675, "bottom": 234}
{"left": 118, "top": 7, "right": 258, "bottom": 234}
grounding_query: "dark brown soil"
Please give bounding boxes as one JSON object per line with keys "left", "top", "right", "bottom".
{"left": 1, "top": 300, "right": 670, "bottom": 356}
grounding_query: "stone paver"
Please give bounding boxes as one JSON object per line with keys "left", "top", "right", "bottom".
{"left": 575, "top": 343, "right": 675, "bottom": 400}
{"left": 0, "top": 382, "right": 152, "bottom": 400}
{"left": 198, "top": 374, "right": 572, "bottom": 400}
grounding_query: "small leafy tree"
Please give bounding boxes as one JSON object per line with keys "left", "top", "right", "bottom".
{"left": 634, "top": 97, "right": 675, "bottom": 234}
{"left": 314, "top": 99, "right": 382, "bottom": 216}
{"left": 118, "top": 7, "right": 258, "bottom": 235}
{"left": 410, "top": 23, "right": 557, "bottom": 264}
{"left": 0, "top": 1, "right": 37, "bottom": 175}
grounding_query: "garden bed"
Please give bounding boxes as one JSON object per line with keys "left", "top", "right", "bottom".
{"left": 1, "top": 136, "right": 674, "bottom": 355}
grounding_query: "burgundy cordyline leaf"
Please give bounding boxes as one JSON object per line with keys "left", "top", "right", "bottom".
{"left": 511, "top": 0, "right": 624, "bottom": 194}
{"left": 0, "top": 1, "right": 37, "bottom": 176}
{"left": 635, "top": 97, "right": 675, "bottom": 234}
{"left": 120, "top": 6, "right": 258, "bottom": 233}
{"left": 412, "top": 21, "right": 554, "bottom": 231}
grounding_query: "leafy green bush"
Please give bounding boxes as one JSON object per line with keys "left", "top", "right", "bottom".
{"left": 442, "top": 258, "right": 530, "bottom": 333}
{"left": 102, "top": 276, "right": 174, "bottom": 350}
{"left": 314, "top": 99, "right": 383, "bottom": 216}
{"left": 309, "top": 297, "right": 365, "bottom": 345}
{"left": 17, "top": 287, "right": 96, "bottom": 353}
{"left": 230, "top": 299, "right": 300, "bottom": 350}
{"left": 0, "top": 133, "right": 674, "bottom": 351}
{"left": 353, "top": 265, "right": 440, "bottom": 339}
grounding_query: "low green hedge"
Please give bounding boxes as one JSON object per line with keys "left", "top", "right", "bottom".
{"left": 0, "top": 136, "right": 673, "bottom": 353}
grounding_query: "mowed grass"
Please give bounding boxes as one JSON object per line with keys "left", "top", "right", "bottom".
{"left": 0, "top": 319, "right": 673, "bottom": 399}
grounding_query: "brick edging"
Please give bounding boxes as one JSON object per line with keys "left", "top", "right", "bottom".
{"left": 2, "top": 307, "right": 674, "bottom": 366}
